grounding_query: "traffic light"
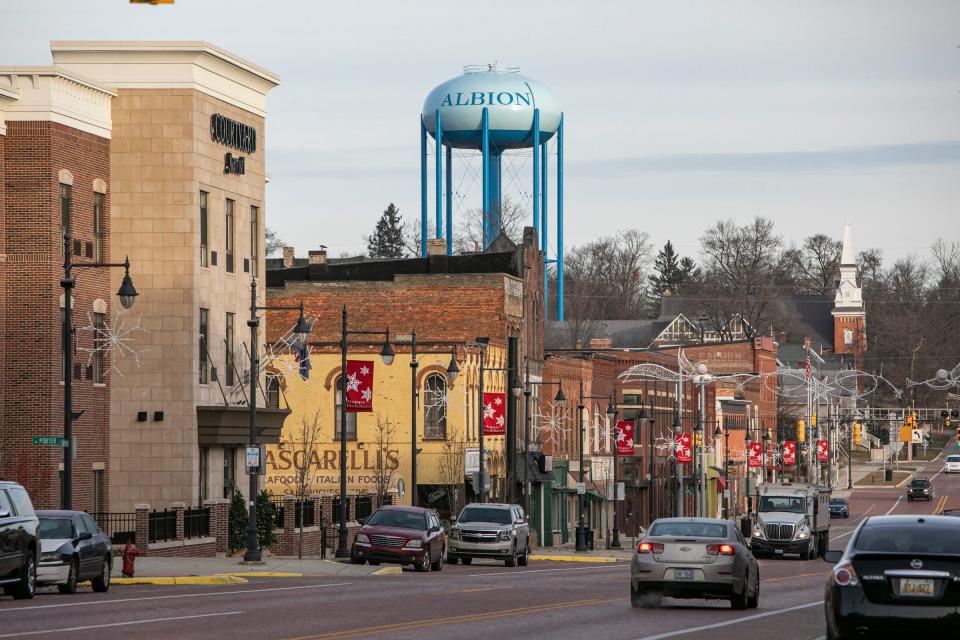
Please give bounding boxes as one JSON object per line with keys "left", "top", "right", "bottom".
{"left": 694, "top": 431, "right": 703, "bottom": 447}
{"left": 811, "top": 413, "right": 817, "bottom": 427}
{"left": 853, "top": 422, "right": 862, "bottom": 445}
{"left": 797, "top": 419, "right": 805, "bottom": 442}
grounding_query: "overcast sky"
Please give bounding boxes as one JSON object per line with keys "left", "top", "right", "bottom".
{"left": 3, "top": 0, "right": 958, "bottom": 265}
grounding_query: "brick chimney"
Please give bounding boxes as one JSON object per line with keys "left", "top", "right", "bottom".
{"left": 308, "top": 248, "right": 327, "bottom": 265}
{"left": 282, "top": 246, "right": 295, "bottom": 268}
{"left": 426, "top": 238, "right": 446, "bottom": 256}
{"left": 588, "top": 338, "right": 613, "bottom": 349}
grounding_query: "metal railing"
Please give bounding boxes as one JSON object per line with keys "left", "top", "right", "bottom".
{"left": 183, "top": 507, "right": 211, "bottom": 539}
{"left": 148, "top": 509, "right": 177, "bottom": 543}
{"left": 269, "top": 498, "right": 316, "bottom": 529}
{"left": 89, "top": 512, "right": 136, "bottom": 545}
{"left": 355, "top": 496, "right": 373, "bottom": 521}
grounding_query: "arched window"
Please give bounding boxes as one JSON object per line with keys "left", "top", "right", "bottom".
{"left": 334, "top": 376, "right": 357, "bottom": 440}
{"left": 423, "top": 374, "right": 447, "bottom": 439}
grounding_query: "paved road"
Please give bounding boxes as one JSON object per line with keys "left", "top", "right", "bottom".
{"left": 2, "top": 448, "right": 956, "bottom": 640}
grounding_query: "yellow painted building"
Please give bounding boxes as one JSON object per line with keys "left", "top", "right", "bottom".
{"left": 263, "top": 344, "right": 509, "bottom": 509}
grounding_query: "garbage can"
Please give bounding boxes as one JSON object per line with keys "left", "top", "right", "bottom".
{"left": 884, "top": 469, "right": 893, "bottom": 482}
{"left": 586, "top": 529, "right": 594, "bottom": 550}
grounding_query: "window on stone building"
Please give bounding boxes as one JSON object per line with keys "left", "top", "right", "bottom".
{"left": 225, "top": 312, "right": 235, "bottom": 386}
{"left": 199, "top": 308, "right": 209, "bottom": 384}
{"left": 225, "top": 198, "right": 235, "bottom": 273}
{"left": 199, "top": 191, "right": 209, "bottom": 267}
{"left": 266, "top": 377, "right": 280, "bottom": 408}
{"left": 60, "top": 183, "right": 71, "bottom": 247}
{"left": 199, "top": 447, "right": 209, "bottom": 503}
{"left": 250, "top": 205, "right": 259, "bottom": 277}
{"left": 223, "top": 447, "right": 236, "bottom": 499}
{"left": 93, "top": 312, "right": 106, "bottom": 383}
{"left": 92, "top": 470, "right": 104, "bottom": 513}
{"left": 93, "top": 192, "right": 105, "bottom": 261}
{"left": 424, "top": 374, "right": 447, "bottom": 439}
{"left": 334, "top": 376, "right": 357, "bottom": 440}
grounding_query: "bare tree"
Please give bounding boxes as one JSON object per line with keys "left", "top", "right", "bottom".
{"left": 373, "top": 414, "right": 398, "bottom": 505}
{"left": 281, "top": 409, "right": 324, "bottom": 559}
{"left": 265, "top": 227, "right": 285, "bottom": 257}
{"left": 437, "top": 428, "right": 467, "bottom": 523}
{"left": 403, "top": 196, "right": 529, "bottom": 255}
{"left": 781, "top": 234, "right": 843, "bottom": 295}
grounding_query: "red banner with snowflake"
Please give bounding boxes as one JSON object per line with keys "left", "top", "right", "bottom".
{"left": 482, "top": 392, "right": 506, "bottom": 436}
{"left": 616, "top": 421, "right": 635, "bottom": 455}
{"left": 345, "top": 360, "right": 374, "bottom": 412}
{"left": 783, "top": 441, "right": 797, "bottom": 466}
{"left": 748, "top": 441, "right": 763, "bottom": 468}
{"left": 817, "top": 439, "right": 829, "bottom": 461}
{"left": 675, "top": 433, "right": 692, "bottom": 464}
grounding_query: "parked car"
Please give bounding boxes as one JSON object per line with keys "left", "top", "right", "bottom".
{"left": 823, "top": 515, "right": 960, "bottom": 637}
{"left": 829, "top": 497, "right": 850, "bottom": 519}
{"left": 906, "top": 477, "right": 933, "bottom": 501}
{"left": 447, "top": 503, "right": 530, "bottom": 567}
{"left": 36, "top": 511, "right": 111, "bottom": 594}
{"left": 631, "top": 517, "right": 759, "bottom": 610}
{"left": 350, "top": 506, "right": 445, "bottom": 572}
{"left": 943, "top": 454, "right": 960, "bottom": 474}
{"left": 0, "top": 481, "right": 39, "bottom": 599}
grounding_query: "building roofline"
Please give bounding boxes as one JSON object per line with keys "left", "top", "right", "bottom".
{"left": 0, "top": 66, "right": 117, "bottom": 96}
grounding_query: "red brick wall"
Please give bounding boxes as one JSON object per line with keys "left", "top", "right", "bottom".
{"left": 1, "top": 121, "right": 111, "bottom": 510}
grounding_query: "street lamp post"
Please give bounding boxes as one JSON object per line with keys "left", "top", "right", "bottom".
{"left": 523, "top": 364, "right": 564, "bottom": 515}
{"left": 647, "top": 400, "right": 655, "bottom": 526}
{"left": 673, "top": 413, "right": 682, "bottom": 517}
{"left": 694, "top": 364, "right": 710, "bottom": 519}
{"left": 744, "top": 429, "right": 753, "bottom": 516}
{"left": 576, "top": 381, "right": 616, "bottom": 551}
{"left": 716, "top": 425, "right": 728, "bottom": 519}
{"left": 337, "top": 306, "right": 394, "bottom": 558}
{"left": 243, "top": 280, "right": 311, "bottom": 563}
{"left": 61, "top": 232, "right": 137, "bottom": 510}
{"left": 474, "top": 337, "right": 518, "bottom": 504}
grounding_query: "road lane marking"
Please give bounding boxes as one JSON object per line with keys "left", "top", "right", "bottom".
{"left": 635, "top": 600, "right": 823, "bottom": 640}
{"left": 456, "top": 586, "right": 513, "bottom": 593}
{"left": 830, "top": 503, "right": 875, "bottom": 541}
{"left": 0, "top": 582, "right": 352, "bottom": 613}
{"left": 0, "top": 611, "right": 242, "bottom": 638}
{"left": 884, "top": 496, "right": 903, "bottom": 515}
{"left": 287, "top": 597, "right": 626, "bottom": 639}
{"left": 933, "top": 495, "right": 948, "bottom": 514}
{"left": 467, "top": 564, "right": 626, "bottom": 578}
{"left": 761, "top": 571, "right": 827, "bottom": 583}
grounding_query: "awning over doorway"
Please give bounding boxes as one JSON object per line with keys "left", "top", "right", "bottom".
{"left": 196, "top": 405, "right": 291, "bottom": 446}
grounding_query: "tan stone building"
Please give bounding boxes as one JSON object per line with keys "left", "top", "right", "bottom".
{"left": 52, "top": 42, "right": 281, "bottom": 511}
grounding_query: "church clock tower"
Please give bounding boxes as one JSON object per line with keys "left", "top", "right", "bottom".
{"left": 832, "top": 224, "right": 866, "bottom": 361}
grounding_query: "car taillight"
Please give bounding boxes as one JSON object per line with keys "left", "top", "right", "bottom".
{"left": 706, "top": 544, "right": 735, "bottom": 555}
{"left": 833, "top": 562, "right": 858, "bottom": 586}
{"left": 637, "top": 542, "right": 664, "bottom": 554}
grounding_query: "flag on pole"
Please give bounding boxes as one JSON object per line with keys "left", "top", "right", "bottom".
{"left": 675, "top": 433, "right": 692, "bottom": 464}
{"left": 482, "top": 392, "right": 506, "bottom": 436}
{"left": 616, "top": 421, "right": 635, "bottom": 455}
{"left": 783, "top": 441, "right": 797, "bottom": 465}
{"left": 748, "top": 441, "right": 763, "bottom": 468}
{"left": 817, "top": 439, "right": 829, "bottom": 461}
{"left": 345, "top": 360, "right": 374, "bottom": 412}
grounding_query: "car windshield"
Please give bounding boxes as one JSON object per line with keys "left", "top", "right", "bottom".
{"left": 39, "top": 518, "right": 75, "bottom": 539}
{"left": 856, "top": 524, "right": 960, "bottom": 554}
{"left": 366, "top": 510, "right": 427, "bottom": 530}
{"left": 946, "top": 456, "right": 960, "bottom": 463}
{"left": 648, "top": 522, "right": 727, "bottom": 538}
{"left": 759, "top": 496, "right": 805, "bottom": 513}
{"left": 830, "top": 499, "right": 846, "bottom": 505}
{"left": 458, "top": 508, "right": 512, "bottom": 525}
{"left": 909, "top": 480, "right": 929, "bottom": 487}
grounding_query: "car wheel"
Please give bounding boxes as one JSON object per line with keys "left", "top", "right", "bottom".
{"left": 431, "top": 547, "right": 444, "bottom": 571}
{"left": 414, "top": 548, "right": 431, "bottom": 572}
{"left": 730, "top": 583, "right": 748, "bottom": 610}
{"left": 517, "top": 544, "right": 530, "bottom": 567}
{"left": 58, "top": 558, "right": 79, "bottom": 594}
{"left": 91, "top": 556, "right": 111, "bottom": 593}
{"left": 460, "top": 557, "right": 472, "bottom": 565}
{"left": 747, "top": 576, "right": 759, "bottom": 609}
{"left": 505, "top": 545, "right": 517, "bottom": 567}
{"left": 447, "top": 552, "right": 459, "bottom": 565}
{"left": 12, "top": 550, "right": 36, "bottom": 600}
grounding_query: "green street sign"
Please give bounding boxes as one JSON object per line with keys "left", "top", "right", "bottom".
{"left": 33, "top": 436, "right": 68, "bottom": 447}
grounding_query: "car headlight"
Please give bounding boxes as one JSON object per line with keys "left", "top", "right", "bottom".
{"left": 924, "top": 489, "right": 931, "bottom": 493}
{"left": 404, "top": 539, "right": 423, "bottom": 549}
{"left": 356, "top": 533, "right": 369, "bottom": 544}
{"left": 40, "top": 551, "right": 62, "bottom": 562}
{"left": 497, "top": 530, "right": 512, "bottom": 541}
{"left": 449, "top": 529, "right": 461, "bottom": 540}
{"left": 797, "top": 530, "right": 809, "bottom": 540}
{"left": 752, "top": 529, "right": 764, "bottom": 539}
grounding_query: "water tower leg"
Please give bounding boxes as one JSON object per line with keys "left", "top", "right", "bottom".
{"left": 557, "top": 113, "right": 565, "bottom": 321}
{"left": 532, "top": 108, "right": 540, "bottom": 232}
{"left": 445, "top": 145, "right": 453, "bottom": 255}
{"left": 420, "top": 119, "right": 427, "bottom": 257}
{"left": 435, "top": 110, "right": 443, "bottom": 240}
{"left": 482, "top": 107, "right": 489, "bottom": 248}
{"left": 541, "top": 142, "right": 548, "bottom": 245}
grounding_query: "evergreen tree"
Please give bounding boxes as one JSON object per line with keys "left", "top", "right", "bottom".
{"left": 256, "top": 490, "right": 276, "bottom": 550}
{"left": 648, "top": 240, "right": 698, "bottom": 307}
{"left": 228, "top": 488, "right": 247, "bottom": 553}
{"left": 366, "top": 203, "right": 407, "bottom": 258}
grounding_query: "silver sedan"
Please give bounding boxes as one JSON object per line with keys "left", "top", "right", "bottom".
{"left": 630, "top": 517, "right": 759, "bottom": 609}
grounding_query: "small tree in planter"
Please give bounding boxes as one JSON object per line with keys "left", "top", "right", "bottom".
{"left": 228, "top": 488, "right": 247, "bottom": 553}
{"left": 256, "top": 490, "right": 276, "bottom": 551}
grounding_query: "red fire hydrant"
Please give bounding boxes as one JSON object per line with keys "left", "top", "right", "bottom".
{"left": 122, "top": 537, "right": 140, "bottom": 578}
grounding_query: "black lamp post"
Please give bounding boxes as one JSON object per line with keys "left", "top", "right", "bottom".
{"left": 672, "top": 412, "right": 682, "bottom": 517}
{"left": 336, "top": 306, "right": 393, "bottom": 558}
{"left": 647, "top": 400, "right": 656, "bottom": 525}
{"left": 522, "top": 362, "right": 564, "bottom": 515}
{"left": 575, "top": 382, "right": 616, "bottom": 551}
{"left": 745, "top": 428, "right": 754, "bottom": 515}
{"left": 243, "top": 280, "right": 311, "bottom": 563}
{"left": 693, "top": 423, "right": 703, "bottom": 516}
{"left": 715, "top": 424, "right": 727, "bottom": 519}
{"left": 762, "top": 432, "right": 771, "bottom": 487}
{"left": 61, "top": 232, "right": 137, "bottom": 510}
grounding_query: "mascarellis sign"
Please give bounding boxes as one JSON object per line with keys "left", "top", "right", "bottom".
{"left": 817, "top": 439, "right": 830, "bottom": 462}
{"left": 675, "top": 433, "right": 693, "bottom": 464}
{"left": 482, "top": 392, "right": 506, "bottom": 436}
{"left": 616, "top": 421, "right": 635, "bottom": 455}
{"left": 748, "top": 441, "right": 763, "bottom": 468}
{"left": 345, "top": 360, "right": 374, "bottom": 412}
{"left": 783, "top": 441, "right": 797, "bottom": 466}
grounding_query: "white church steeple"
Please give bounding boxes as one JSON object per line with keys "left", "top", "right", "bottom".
{"left": 832, "top": 223, "right": 865, "bottom": 357}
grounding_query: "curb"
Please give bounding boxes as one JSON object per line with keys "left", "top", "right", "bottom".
{"left": 216, "top": 571, "right": 303, "bottom": 578}
{"left": 111, "top": 575, "right": 248, "bottom": 586}
{"left": 528, "top": 554, "right": 627, "bottom": 564}
{"left": 371, "top": 566, "right": 403, "bottom": 575}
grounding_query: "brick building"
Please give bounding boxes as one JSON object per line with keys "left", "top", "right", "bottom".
{"left": 0, "top": 67, "right": 115, "bottom": 510}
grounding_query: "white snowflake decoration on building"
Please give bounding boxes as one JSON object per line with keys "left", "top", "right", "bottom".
{"left": 423, "top": 381, "right": 448, "bottom": 424}
{"left": 532, "top": 402, "right": 571, "bottom": 445}
{"left": 77, "top": 309, "right": 148, "bottom": 377}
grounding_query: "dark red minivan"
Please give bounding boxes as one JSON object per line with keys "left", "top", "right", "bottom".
{"left": 350, "top": 506, "right": 446, "bottom": 572}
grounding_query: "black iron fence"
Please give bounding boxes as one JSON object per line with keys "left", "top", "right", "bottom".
{"left": 355, "top": 496, "right": 372, "bottom": 521}
{"left": 90, "top": 512, "right": 136, "bottom": 545}
{"left": 269, "top": 498, "right": 316, "bottom": 529}
{"left": 148, "top": 509, "right": 177, "bottom": 543}
{"left": 184, "top": 507, "right": 211, "bottom": 539}
{"left": 332, "top": 497, "right": 342, "bottom": 524}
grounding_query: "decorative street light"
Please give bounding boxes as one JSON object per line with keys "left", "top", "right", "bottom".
{"left": 336, "top": 306, "right": 393, "bottom": 558}
{"left": 744, "top": 429, "right": 753, "bottom": 515}
{"left": 61, "top": 233, "right": 137, "bottom": 510}
{"left": 576, "top": 382, "right": 616, "bottom": 551}
{"left": 715, "top": 425, "right": 728, "bottom": 519}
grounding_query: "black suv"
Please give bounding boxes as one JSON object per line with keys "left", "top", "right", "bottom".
{"left": 906, "top": 477, "right": 933, "bottom": 502}
{"left": 0, "top": 481, "right": 39, "bottom": 599}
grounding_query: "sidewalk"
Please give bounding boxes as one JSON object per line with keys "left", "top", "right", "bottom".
{"left": 112, "top": 555, "right": 394, "bottom": 584}
{"left": 530, "top": 545, "right": 634, "bottom": 563}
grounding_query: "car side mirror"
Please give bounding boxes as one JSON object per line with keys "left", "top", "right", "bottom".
{"left": 77, "top": 532, "right": 93, "bottom": 541}
{"left": 823, "top": 550, "right": 842, "bottom": 564}
{"left": 430, "top": 525, "right": 439, "bottom": 533}
{"left": 358, "top": 518, "right": 367, "bottom": 526}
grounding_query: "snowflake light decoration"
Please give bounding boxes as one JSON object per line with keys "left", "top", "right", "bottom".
{"left": 907, "top": 363, "right": 960, "bottom": 391}
{"left": 423, "top": 381, "right": 448, "bottom": 426}
{"left": 654, "top": 435, "right": 684, "bottom": 461}
{"left": 77, "top": 309, "right": 148, "bottom": 377}
{"left": 228, "top": 314, "right": 318, "bottom": 405}
{"left": 532, "top": 402, "right": 571, "bottom": 445}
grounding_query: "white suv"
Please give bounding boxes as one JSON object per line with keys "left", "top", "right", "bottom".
{"left": 944, "top": 454, "right": 960, "bottom": 474}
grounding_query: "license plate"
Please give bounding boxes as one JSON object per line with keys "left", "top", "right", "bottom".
{"left": 900, "top": 578, "right": 934, "bottom": 597}
{"left": 674, "top": 569, "right": 695, "bottom": 580}
{"left": 774, "top": 549, "right": 784, "bottom": 555}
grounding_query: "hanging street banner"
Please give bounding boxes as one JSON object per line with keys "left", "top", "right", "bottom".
{"left": 817, "top": 439, "right": 829, "bottom": 461}
{"left": 783, "top": 441, "right": 797, "bottom": 466}
{"left": 345, "top": 360, "right": 374, "bottom": 412}
{"left": 675, "top": 433, "right": 692, "bottom": 464}
{"left": 482, "top": 392, "right": 506, "bottom": 436}
{"left": 616, "top": 421, "right": 635, "bottom": 455}
{"left": 748, "top": 441, "right": 763, "bottom": 468}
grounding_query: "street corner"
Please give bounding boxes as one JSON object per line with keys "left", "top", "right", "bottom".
{"left": 109, "top": 574, "right": 249, "bottom": 586}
